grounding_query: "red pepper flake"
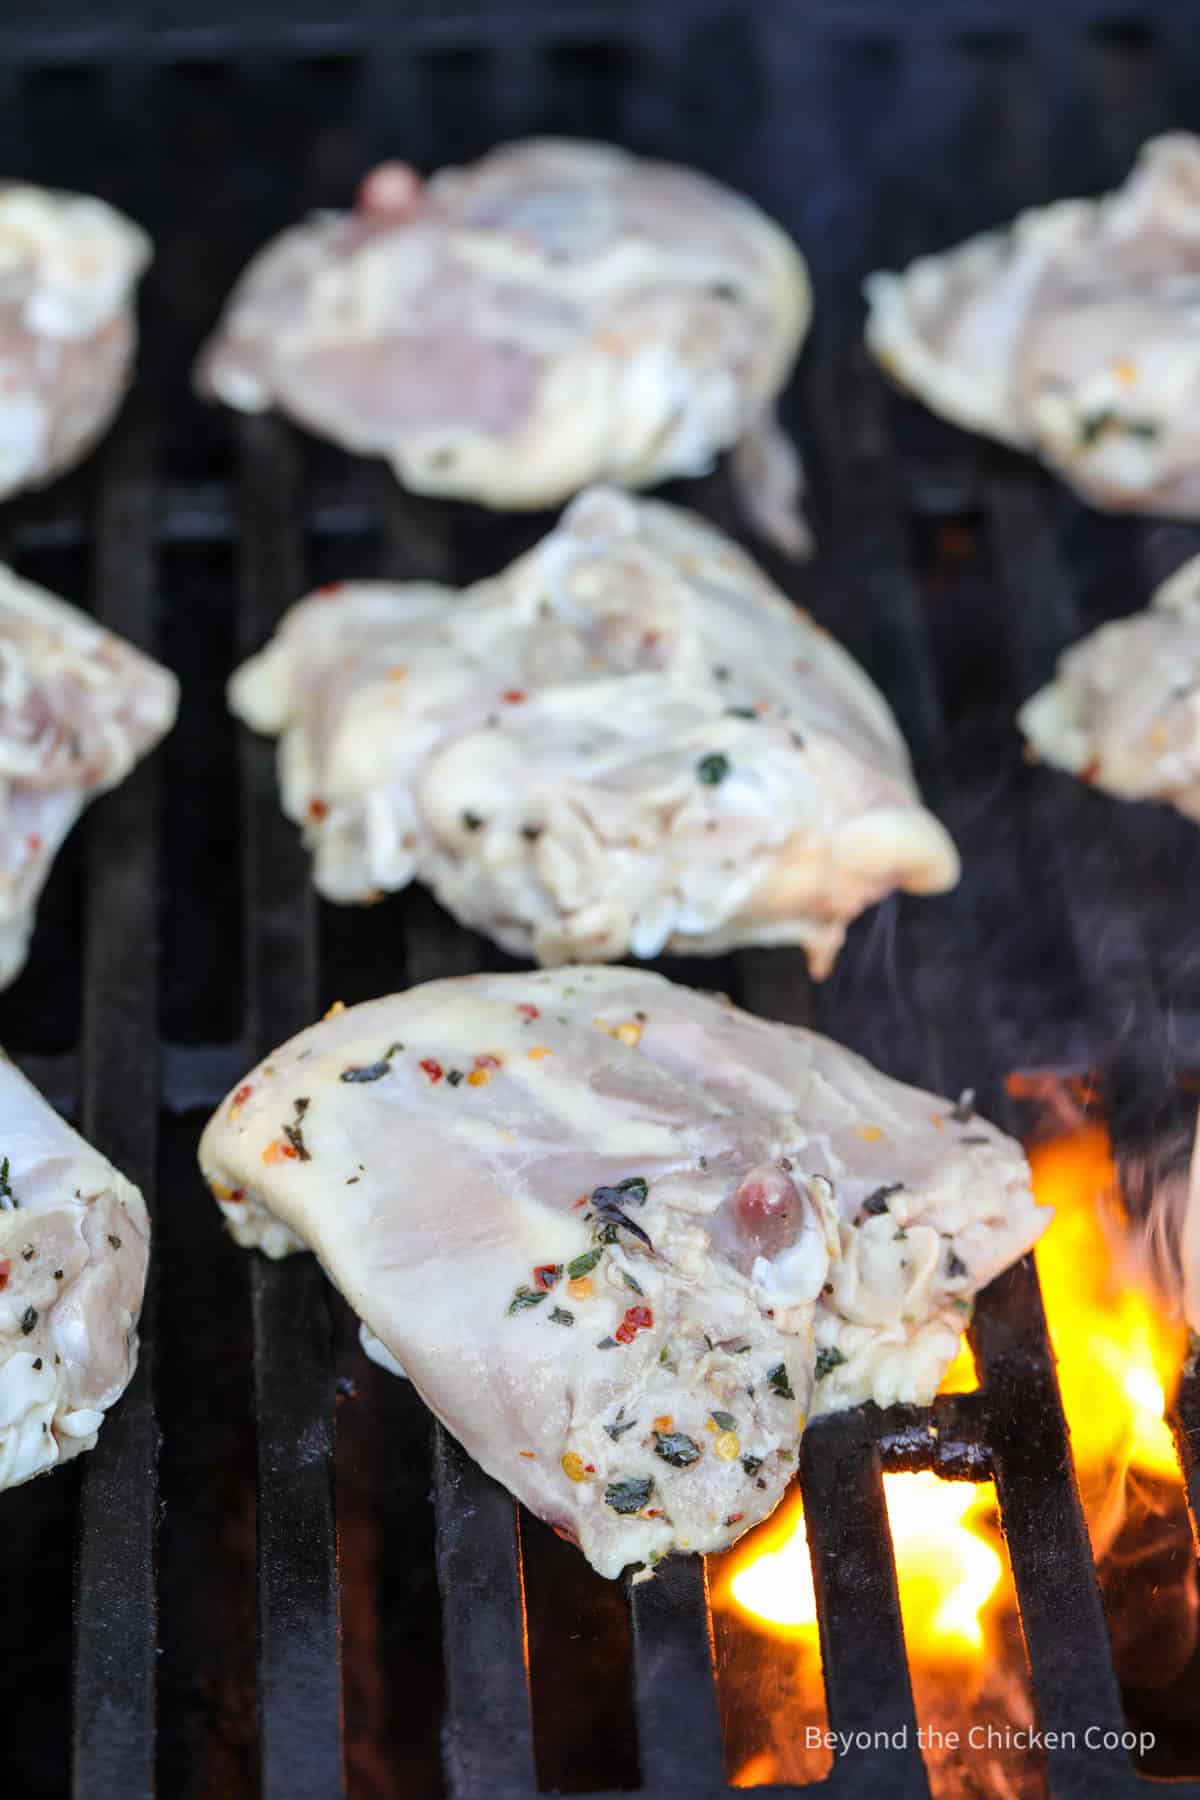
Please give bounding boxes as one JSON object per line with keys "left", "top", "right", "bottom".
{"left": 0, "top": 1258, "right": 9, "bottom": 1291}
{"left": 1080, "top": 756, "right": 1102, "bottom": 783}
{"left": 502, "top": 689, "right": 527, "bottom": 704}
{"left": 307, "top": 798, "right": 330, "bottom": 822}
{"left": 316, "top": 581, "right": 344, "bottom": 597}
{"left": 614, "top": 1304, "right": 654, "bottom": 1345}
{"left": 533, "top": 1264, "right": 561, "bottom": 1291}
{"left": 228, "top": 1188, "right": 245, "bottom": 1204}
{"left": 262, "top": 1139, "right": 298, "bottom": 1165}
{"left": 517, "top": 1003, "right": 540, "bottom": 1020}
{"left": 645, "top": 1508, "right": 664, "bottom": 1518}
{"left": 474, "top": 1053, "right": 501, "bottom": 1071}
{"left": 230, "top": 1083, "right": 253, "bottom": 1113}
{"left": 725, "top": 1512, "right": 745, "bottom": 1526}
{"left": 571, "top": 1192, "right": 589, "bottom": 1209}
{"left": 26, "top": 834, "right": 42, "bottom": 853}
{"left": 419, "top": 1059, "right": 444, "bottom": 1084}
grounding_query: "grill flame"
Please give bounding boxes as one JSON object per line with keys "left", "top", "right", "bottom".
{"left": 723, "top": 1118, "right": 1188, "bottom": 1669}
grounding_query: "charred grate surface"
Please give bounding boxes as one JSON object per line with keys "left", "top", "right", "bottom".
{"left": 0, "top": 5, "right": 1199, "bottom": 1799}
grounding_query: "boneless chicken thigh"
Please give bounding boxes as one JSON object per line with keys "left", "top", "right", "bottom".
{"left": 195, "top": 138, "right": 811, "bottom": 551}
{"left": 0, "top": 1053, "right": 149, "bottom": 1491}
{"left": 0, "top": 183, "right": 151, "bottom": 499}
{"left": 866, "top": 134, "right": 1200, "bottom": 517}
{"left": 199, "top": 967, "right": 1046, "bottom": 1578}
{"left": 230, "top": 488, "right": 958, "bottom": 976}
{"left": 0, "top": 564, "right": 178, "bottom": 987}
{"left": 1019, "top": 552, "right": 1200, "bottom": 821}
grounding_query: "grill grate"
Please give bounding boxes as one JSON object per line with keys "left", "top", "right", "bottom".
{"left": 2, "top": 5, "right": 1200, "bottom": 1798}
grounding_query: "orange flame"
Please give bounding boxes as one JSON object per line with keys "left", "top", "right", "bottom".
{"left": 724, "top": 1119, "right": 1187, "bottom": 1662}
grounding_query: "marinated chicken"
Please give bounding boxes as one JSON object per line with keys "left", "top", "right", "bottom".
{"left": 198, "top": 966, "right": 1046, "bottom": 1578}
{"left": 1019, "top": 552, "right": 1200, "bottom": 820}
{"left": 0, "top": 184, "right": 151, "bottom": 500}
{"left": 0, "top": 564, "right": 178, "bottom": 987}
{"left": 230, "top": 488, "right": 958, "bottom": 976}
{"left": 0, "top": 1053, "right": 149, "bottom": 1491}
{"left": 195, "top": 138, "right": 811, "bottom": 551}
{"left": 866, "top": 134, "right": 1200, "bottom": 516}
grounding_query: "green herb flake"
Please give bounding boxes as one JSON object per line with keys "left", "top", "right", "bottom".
{"left": 605, "top": 1412, "right": 639, "bottom": 1441}
{"left": 946, "top": 1249, "right": 968, "bottom": 1280}
{"left": 1079, "top": 408, "right": 1114, "bottom": 447}
{"left": 606, "top": 1475, "right": 655, "bottom": 1515}
{"left": 549, "top": 1306, "right": 575, "bottom": 1326}
{"left": 19, "top": 1306, "right": 37, "bottom": 1335}
{"left": 446, "top": 1069, "right": 464, "bottom": 1087}
{"left": 741, "top": 1454, "right": 763, "bottom": 1476}
{"left": 597, "top": 1335, "right": 619, "bottom": 1350}
{"left": 507, "top": 1286, "right": 547, "bottom": 1317}
{"left": 959, "top": 1135, "right": 990, "bottom": 1147}
{"left": 615, "top": 1176, "right": 648, "bottom": 1205}
{"left": 696, "top": 751, "right": 731, "bottom": 786}
{"left": 862, "top": 1182, "right": 903, "bottom": 1215}
{"left": 621, "top": 1270, "right": 644, "bottom": 1296}
{"left": 282, "top": 1097, "right": 312, "bottom": 1162}
{"left": 767, "top": 1362, "right": 795, "bottom": 1400}
{"left": 710, "top": 1410, "right": 737, "bottom": 1431}
{"left": 0, "top": 1156, "right": 16, "bottom": 1210}
{"left": 653, "top": 1431, "right": 703, "bottom": 1468}
{"left": 815, "top": 1346, "right": 847, "bottom": 1381}
{"left": 568, "top": 1247, "right": 603, "bottom": 1281}
{"left": 340, "top": 1060, "right": 391, "bottom": 1084}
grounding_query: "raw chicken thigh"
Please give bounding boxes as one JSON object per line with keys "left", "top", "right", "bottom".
{"left": 866, "top": 134, "right": 1200, "bottom": 517}
{"left": 1019, "top": 552, "right": 1200, "bottom": 821}
{"left": 0, "top": 564, "right": 178, "bottom": 987}
{"left": 0, "top": 184, "right": 151, "bottom": 499}
{"left": 195, "top": 138, "right": 811, "bottom": 551}
{"left": 231, "top": 488, "right": 958, "bottom": 976}
{"left": 0, "top": 1053, "right": 149, "bottom": 1491}
{"left": 198, "top": 966, "right": 1045, "bottom": 1578}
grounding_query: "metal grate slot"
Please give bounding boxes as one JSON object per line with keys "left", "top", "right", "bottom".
{"left": 70, "top": 405, "right": 163, "bottom": 1800}
{"left": 236, "top": 417, "right": 341, "bottom": 1798}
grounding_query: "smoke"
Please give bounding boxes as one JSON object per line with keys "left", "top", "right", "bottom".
{"left": 1110, "top": 1086, "right": 1200, "bottom": 1331}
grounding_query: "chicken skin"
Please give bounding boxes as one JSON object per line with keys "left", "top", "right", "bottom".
{"left": 0, "top": 183, "right": 150, "bottom": 500}
{"left": 866, "top": 135, "right": 1200, "bottom": 518}
{"left": 199, "top": 967, "right": 1045, "bottom": 1578}
{"left": 0, "top": 1053, "right": 149, "bottom": 1491}
{"left": 196, "top": 138, "right": 811, "bottom": 551}
{"left": 0, "top": 563, "right": 178, "bottom": 988}
{"left": 1019, "top": 551, "right": 1200, "bottom": 821}
{"left": 231, "top": 488, "right": 957, "bottom": 976}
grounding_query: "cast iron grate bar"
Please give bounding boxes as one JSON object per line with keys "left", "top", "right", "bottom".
{"left": 628, "top": 1554, "right": 725, "bottom": 1792}
{"left": 236, "top": 415, "right": 344, "bottom": 1800}
{"left": 71, "top": 404, "right": 163, "bottom": 1800}
{"left": 436, "top": 1429, "right": 538, "bottom": 1800}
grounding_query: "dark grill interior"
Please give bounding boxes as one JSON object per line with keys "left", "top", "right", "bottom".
{"left": 4, "top": 4, "right": 1200, "bottom": 1797}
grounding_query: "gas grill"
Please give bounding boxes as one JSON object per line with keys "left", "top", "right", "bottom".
{"left": 4, "top": 4, "right": 1200, "bottom": 1797}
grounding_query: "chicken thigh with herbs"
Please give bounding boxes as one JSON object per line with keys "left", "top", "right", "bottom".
{"left": 0, "top": 1053, "right": 149, "bottom": 1491}
{"left": 231, "top": 488, "right": 958, "bottom": 977}
{"left": 1019, "top": 551, "right": 1200, "bottom": 821}
{"left": 0, "top": 183, "right": 151, "bottom": 500}
{"left": 0, "top": 563, "right": 178, "bottom": 987}
{"left": 866, "top": 134, "right": 1200, "bottom": 517}
{"left": 199, "top": 966, "right": 1045, "bottom": 1578}
{"left": 196, "top": 138, "right": 811, "bottom": 551}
